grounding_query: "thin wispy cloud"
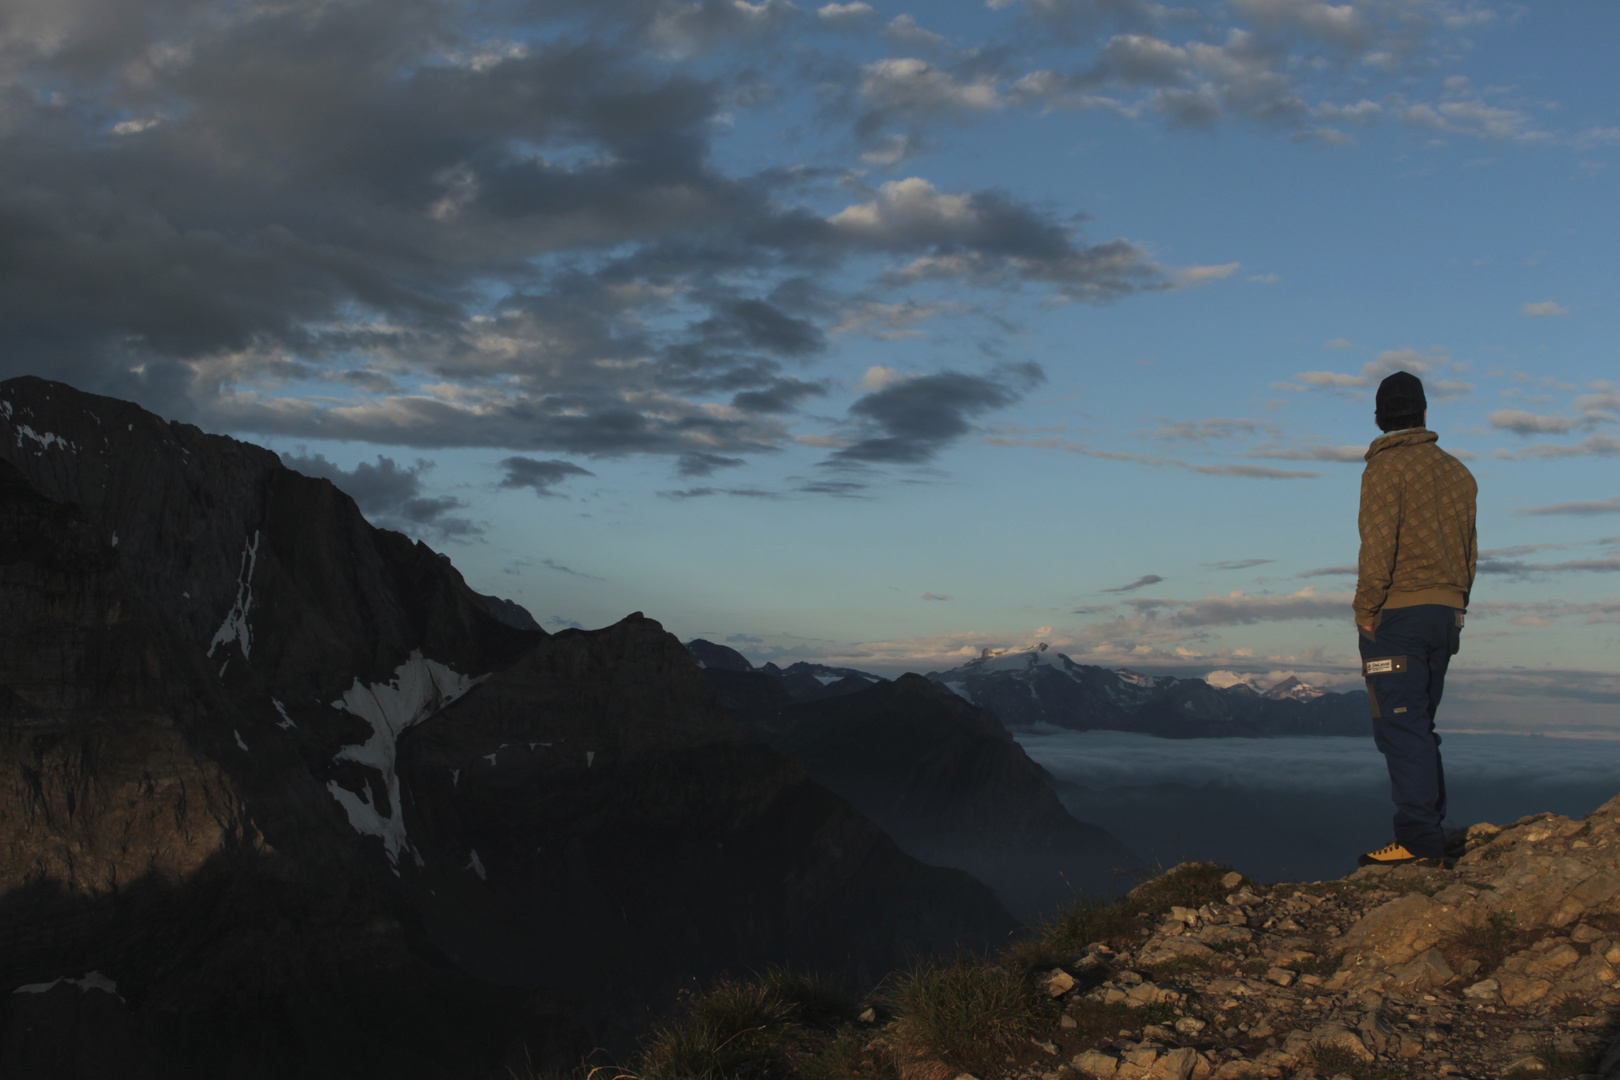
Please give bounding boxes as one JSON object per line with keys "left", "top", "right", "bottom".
{"left": 1103, "top": 574, "right": 1164, "bottom": 594}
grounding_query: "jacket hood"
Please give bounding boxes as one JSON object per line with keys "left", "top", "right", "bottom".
{"left": 1365, "top": 427, "right": 1438, "bottom": 463}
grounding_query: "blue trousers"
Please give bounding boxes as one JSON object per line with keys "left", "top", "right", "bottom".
{"left": 1358, "top": 604, "right": 1462, "bottom": 859}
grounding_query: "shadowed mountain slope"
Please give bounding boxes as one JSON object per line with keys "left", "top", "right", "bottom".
{"left": 0, "top": 377, "right": 1015, "bottom": 1077}
{"left": 687, "top": 641, "right": 1141, "bottom": 920}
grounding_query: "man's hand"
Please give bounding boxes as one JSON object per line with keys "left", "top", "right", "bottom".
{"left": 1358, "top": 624, "right": 1373, "bottom": 634}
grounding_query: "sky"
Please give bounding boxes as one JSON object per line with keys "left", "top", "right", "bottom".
{"left": 2, "top": 0, "right": 1617, "bottom": 733}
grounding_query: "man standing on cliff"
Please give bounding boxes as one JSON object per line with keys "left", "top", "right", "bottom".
{"left": 1354, "top": 371, "right": 1478, "bottom": 869}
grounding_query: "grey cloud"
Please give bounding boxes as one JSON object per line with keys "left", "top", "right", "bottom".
{"left": 1489, "top": 409, "right": 1583, "bottom": 436}
{"left": 546, "top": 616, "right": 586, "bottom": 630}
{"left": 498, "top": 456, "right": 595, "bottom": 496}
{"left": 1103, "top": 574, "right": 1164, "bottom": 594}
{"left": 282, "top": 452, "right": 481, "bottom": 539}
{"left": 1168, "top": 589, "right": 1351, "bottom": 627}
{"left": 1244, "top": 443, "right": 1366, "bottom": 463}
{"left": 1299, "top": 565, "right": 1357, "bottom": 577}
{"left": 541, "top": 558, "right": 604, "bottom": 581}
{"left": 658, "top": 485, "right": 781, "bottom": 499}
{"left": 796, "top": 479, "right": 868, "bottom": 496}
{"left": 831, "top": 362, "right": 1045, "bottom": 465}
{"left": 1521, "top": 435, "right": 1620, "bottom": 460}
{"left": 1522, "top": 496, "right": 1620, "bottom": 517}
{"left": 1204, "top": 559, "right": 1273, "bottom": 571}
{"left": 731, "top": 378, "right": 829, "bottom": 414}
{"left": 1478, "top": 558, "right": 1620, "bottom": 578}
{"left": 1150, "top": 418, "right": 1271, "bottom": 443}
{"left": 677, "top": 451, "right": 747, "bottom": 477}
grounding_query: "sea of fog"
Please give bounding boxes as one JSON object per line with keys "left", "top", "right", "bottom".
{"left": 1016, "top": 730, "right": 1620, "bottom": 888}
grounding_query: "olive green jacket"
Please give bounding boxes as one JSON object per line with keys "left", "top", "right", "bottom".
{"left": 1354, "top": 428, "right": 1478, "bottom": 627}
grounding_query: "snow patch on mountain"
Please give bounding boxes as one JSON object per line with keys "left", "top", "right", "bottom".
{"left": 325, "top": 651, "right": 486, "bottom": 869}
{"left": 208, "top": 531, "right": 260, "bottom": 662}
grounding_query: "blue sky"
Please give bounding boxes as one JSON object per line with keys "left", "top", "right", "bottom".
{"left": 2, "top": 0, "right": 1616, "bottom": 732}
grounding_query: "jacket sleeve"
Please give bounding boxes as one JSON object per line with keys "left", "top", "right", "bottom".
{"left": 1354, "top": 462, "right": 1400, "bottom": 626}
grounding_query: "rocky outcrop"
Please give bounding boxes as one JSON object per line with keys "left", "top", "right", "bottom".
{"left": 704, "top": 667, "right": 1141, "bottom": 920}
{"left": 1026, "top": 797, "right": 1620, "bottom": 1080}
{"left": 0, "top": 377, "right": 1016, "bottom": 1074}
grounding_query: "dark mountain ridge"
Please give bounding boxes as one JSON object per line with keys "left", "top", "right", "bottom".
{"left": 0, "top": 377, "right": 1014, "bottom": 1076}
{"left": 686, "top": 640, "right": 1141, "bottom": 919}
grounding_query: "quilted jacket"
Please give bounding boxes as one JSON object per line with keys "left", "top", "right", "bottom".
{"left": 1354, "top": 428, "right": 1478, "bottom": 627}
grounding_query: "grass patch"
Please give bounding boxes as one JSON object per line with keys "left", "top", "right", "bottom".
{"left": 1127, "top": 863, "right": 1235, "bottom": 915}
{"left": 1549, "top": 994, "right": 1590, "bottom": 1021}
{"left": 887, "top": 959, "right": 1040, "bottom": 1074}
{"left": 636, "top": 970, "right": 858, "bottom": 1080}
{"left": 1039, "top": 899, "right": 1147, "bottom": 954}
{"left": 1439, "top": 911, "right": 1528, "bottom": 975}
{"left": 1036, "top": 862, "right": 1242, "bottom": 957}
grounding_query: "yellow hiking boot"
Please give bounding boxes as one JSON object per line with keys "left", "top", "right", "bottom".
{"left": 1357, "top": 841, "right": 1444, "bottom": 868}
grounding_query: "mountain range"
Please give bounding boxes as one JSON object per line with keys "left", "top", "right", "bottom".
{"left": 0, "top": 377, "right": 1014, "bottom": 1076}
{"left": 686, "top": 640, "right": 1140, "bottom": 919}
{"left": 927, "top": 643, "right": 1370, "bottom": 738}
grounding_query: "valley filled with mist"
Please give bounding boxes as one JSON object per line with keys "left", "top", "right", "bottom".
{"left": 1022, "top": 730, "right": 1620, "bottom": 886}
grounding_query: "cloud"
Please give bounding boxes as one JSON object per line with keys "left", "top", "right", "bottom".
{"left": 858, "top": 59, "right": 1002, "bottom": 118}
{"left": 1522, "top": 301, "right": 1571, "bottom": 317}
{"left": 831, "top": 300, "right": 964, "bottom": 339}
{"left": 830, "top": 362, "right": 1045, "bottom": 465}
{"left": 1167, "top": 587, "right": 1351, "bottom": 627}
{"left": 676, "top": 451, "right": 748, "bottom": 476}
{"left": 1478, "top": 557, "right": 1620, "bottom": 578}
{"left": 1522, "top": 496, "right": 1620, "bottom": 517}
{"left": 541, "top": 558, "right": 604, "bottom": 581}
{"left": 498, "top": 456, "right": 595, "bottom": 497}
{"left": 828, "top": 178, "right": 1165, "bottom": 301}
{"left": 1489, "top": 410, "right": 1582, "bottom": 436}
{"left": 1244, "top": 443, "right": 1366, "bottom": 463}
{"left": 1203, "top": 559, "right": 1274, "bottom": 571}
{"left": 815, "top": 2, "right": 877, "bottom": 29}
{"left": 1299, "top": 565, "right": 1356, "bottom": 577}
{"left": 987, "top": 436, "right": 1322, "bottom": 478}
{"left": 658, "top": 485, "right": 781, "bottom": 499}
{"left": 921, "top": 591, "right": 953, "bottom": 601}
{"left": 1103, "top": 574, "right": 1164, "bottom": 594}
{"left": 1518, "top": 435, "right": 1620, "bottom": 460}
{"left": 1287, "top": 347, "right": 1471, "bottom": 399}
{"left": 1323, "top": 338, "right": 1357, "bottom": 350}
{"left": 282, "top": 452, "right": 480, "bottom": 539}
{"left": 1173, "top": 263, "right": 1242, "bottom": 286}
{"left": 1149, "top": 418, "right": 1273, "bottom": 443}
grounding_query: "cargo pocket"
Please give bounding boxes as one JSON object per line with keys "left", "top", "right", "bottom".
{"left": 1361, "top": 655, "right": 1407, "bottom": 720}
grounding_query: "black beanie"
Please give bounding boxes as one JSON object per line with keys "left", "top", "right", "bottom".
{"left": 1376, "top": 371, "right": 1426, "bottom": 422}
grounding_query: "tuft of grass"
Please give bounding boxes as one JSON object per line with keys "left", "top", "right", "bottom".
{"left": 887, "top": 959, "right": 1039, "bottom": 1074}
{"left": 1039, "top": 899, "right": 1145, "bottom": 954}
{"left": 1035, "top": 861, "right": 1243, "bottom": 957}
{"left": 1549, "top": 993, "right": 1589, "bottom": 1021}
{"left": 636, "top": 971, "right": 857, "bottom": 1080}
{"left": 1126, "top": 863, "right": 1235, "bottom": 915}
{"left": 1439, "top": 911, "right": 1528, "bottom": 975}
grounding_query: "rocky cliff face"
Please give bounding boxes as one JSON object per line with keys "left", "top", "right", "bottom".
{"left": 0, "top": 376, "right": 1015, "bottom": 1076}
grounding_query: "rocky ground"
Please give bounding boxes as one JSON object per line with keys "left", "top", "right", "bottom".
{"left": 894, "top": 793, "right": 1620, "bottom": 1080}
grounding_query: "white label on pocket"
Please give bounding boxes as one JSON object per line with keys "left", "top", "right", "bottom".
{"left": 1365, "top": 659, "right": 1395, "bottom": 675}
